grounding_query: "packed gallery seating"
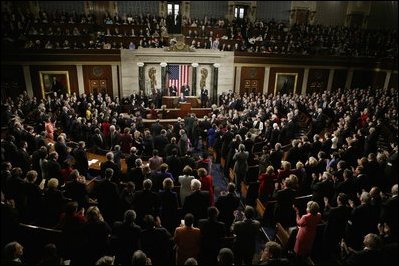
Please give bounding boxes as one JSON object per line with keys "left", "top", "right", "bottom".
{"left": 1, "top": 8, "right": 397, "bottom": 59}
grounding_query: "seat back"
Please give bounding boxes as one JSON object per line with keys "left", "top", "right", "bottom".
{"left": 275, "top": 222, "right": 290, "bottom": 250}
{"left": 246, "top": 165, "right": 259, "bottom": 183}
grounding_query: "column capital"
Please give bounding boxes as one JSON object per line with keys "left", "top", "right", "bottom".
{"left": 191, "top": 63, "right": 199, "bottom": 68}
{"left": 160, "top": 62, "right": 168, "bottom": 67}
{"left": 213, "top": 63, "right": 220, "bottom": 68}
{"left": 137, "top": 62, "right": 144, "bottom": 67}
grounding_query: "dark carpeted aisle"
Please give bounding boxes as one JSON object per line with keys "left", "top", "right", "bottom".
{"left": 211, "top": 162, "right": 228, "bottom": 201}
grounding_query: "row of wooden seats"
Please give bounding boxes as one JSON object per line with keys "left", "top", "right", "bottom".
{"left": 31, "top": 23, "right": 96, "bottom": 31}
{"left": 182, "top": 26, "right": 227, "bottom": 37}
{"left": 26, "top": 35, "right": 92, "bottom": 42}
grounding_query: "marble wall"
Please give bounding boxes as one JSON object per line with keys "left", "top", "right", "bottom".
{"left": 315, "top": 1, "right": 348, "bottom": 26}
{"left": 190, "top": 1, "right": 228, "bottom": 19}
{"left": 38, "top": 1, "right": 84, "bottom": 13}
{"left": 117, "top": 1, "right": 158, "bottom": 16}
{"left": 256, "top": 1, "right": 291, "bottom": 21}
{"left": 120, "top": 48, "right": 234, "bottom": 98}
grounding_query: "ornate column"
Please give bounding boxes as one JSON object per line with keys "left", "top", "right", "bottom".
{"left": 345, "top": 1, "right": 371, "bottom": 28}
{"left": 22, "top": 66, "right": 33, "bottom": 98}
{"left": 191, "top": 63, "right": 198, "bottom": 96}
{"left": 159, "top": 1, "right": 167, "bottom": 17}
{"left": 160, "top": 62, "right": 168, "bottom": 95}
{"left": 327, "top": 69, "right": 335, "bottom": 91}
{"left": 137, "top": 62, "right": 145, "bottom": 93}
{"left": 234, "top": 66, "right": 241, "bottom": 93}
{"left": 384, "top": 71, "right": 392, "bottom": 90}
{"left": 301, "top": 68, "right": 309, "bottom": 95}
{"left": 290, "top": 1, "right": 317, "bottom": 26}
{"left": 345, "top": 68, "right": 354, "bottom": 90}
{"left": 76, "top": 65, "right": 85, "bottom": 95}
{"left": 212, "top": 63, "right": 220, "bottom": 104}
{"left": 181, "top": 1, "right": 190, "bottom": 19}
{"left": 263, "top": 66, "right": 270, "bottom": 94}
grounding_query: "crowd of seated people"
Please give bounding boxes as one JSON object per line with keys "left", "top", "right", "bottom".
{"left": 1, "top": 82, "right": 398, "bottom": 265}
{"left": 2, "top": 8, "right": 397, "bottom": 59}
{"left": 2, "top": 9, "right": 169, "bottom": 50}
{"left": 181, "top": 16, "right": 397, "bottom": 58}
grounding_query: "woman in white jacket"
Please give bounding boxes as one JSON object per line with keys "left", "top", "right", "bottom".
{"left": 178, "top": 165, "right": 195, "bottom": 206}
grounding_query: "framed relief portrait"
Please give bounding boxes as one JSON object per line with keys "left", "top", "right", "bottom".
{"left": 274, "top": 73, "right": 298, "bottom": 95}
{"left": 39, "top": 71, "right": 71, "bottom": 98}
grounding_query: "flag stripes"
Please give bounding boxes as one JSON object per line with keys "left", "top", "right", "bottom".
{"left": 167, "top": 64, "right": 190, "bottom": 94}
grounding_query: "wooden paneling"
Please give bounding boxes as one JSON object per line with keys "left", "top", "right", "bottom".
{"left": 351, "top": 70, "right": 386, "bottom": 90}
{"left": 1, "top": 65, "right": 26, "bottom": 99}
{"left": 240, "top": 67, "right": 265, "bottom": 94}
{"left": 29, "top": 65, "right": 78, "bottom": 98}
{"left": 352, "top": 70, "right": 374, "bottom": 89}
{"left": 307, "top": 69, "right": 329, "bottom": 94}
{"left": 388, "top": 73, "right": 398, "bottom": 90}
{"left": 234, "top": 53, "right": 397, "bottom": 70}
{"left": 82, "top": 65, "right": 113, "bottom": 97}
{"left": 3, "top": 49, "right": 120, "bottom": 62}
{"left": 332, "top": 69, "right": 347, "bottom": 91}
{"left": 371, "top": 71, "right": 386, "bottom": 89}
{"left": 268, "top": 67, "right": 304, "bottom": 95}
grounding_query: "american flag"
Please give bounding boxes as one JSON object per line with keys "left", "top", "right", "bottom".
{"left": 167, "top": 64, "right": 190, "bottom": 94}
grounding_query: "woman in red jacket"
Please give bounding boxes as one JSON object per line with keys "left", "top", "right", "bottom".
{"left": 258, "top": 165, "right": 277, "bottom": 202}
{"left": 293, "top": 201, "right": 321, "bottom": 258}
{"left": 198, "top": 167, "right": 214, "bottom": 206}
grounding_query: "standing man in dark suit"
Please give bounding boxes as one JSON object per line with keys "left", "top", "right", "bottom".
{"left": 107, "top": 125, "right": 119, "bottom": 150}
{"left": 150, "top": 119, "right": 163, "bottom": 137}
{"left": 201, "top": 87, "right": 209, "bottom": 107}
{"left": 16, "top": 141, "right": 31, "bottom": 175}
{"left": 45, "top": 151, "right": 61, "bottom": 182}
{"left": 112, "top": 210, "right": 142, "bottom": 265}
{"left": 153, "top": 129, "right": 169, "bottom": 157}
{"left": 215, "top": 183, "right": 240, "bottom": 234}
{"left": 273, "top": 177, "right": 297, "bottom": 228}
{"left": 131, "top": 179, "right": 161, "bottom": 227}
{"left": 72, "top": 141, "right": 89, "bottom": 177}
{"left": 346, "top": 192, "right": 380, "bottom": 250}
{"left": 64, "top": 170, "right": 90, "bottom": 209}
{"left": 323, "top": 193, "right": 352, "bottom": 258}
{"left": 232, "top": 206, "right": 261, "bottom": 265}
{"left": 100, "top": 152, "right": 121, "bottom": 183}
{"left": 183, "top": 84, "right": 190, "bottom": 96}
{"left": 92, "top": 128, "right": 106, "bottom": 152}
{"left": 169, "top": 86, "right": 177, "bottom": 96}
{"left": 93, "top": 168, "right": 120, "bottom": 224}
{"left": 183, "top": 179, "right": 210, "bottom": 226}
{"left": 380, "top": 184, "right": 398, "bottom": 240}
{"left": 199, "top": 206, "right": 226, "bottom": 265}
{"left": 55, "top": 135, "right": 68, "bottom": 164}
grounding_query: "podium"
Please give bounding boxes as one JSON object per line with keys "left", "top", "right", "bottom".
{"left": 162, "top": 96, "right": 179, "bottom": 108}
{"left": 180, "top": 102, "right": 191, "bottom": 112}
{"left": 162, "top": 96, "right": 200, "bottom": 108}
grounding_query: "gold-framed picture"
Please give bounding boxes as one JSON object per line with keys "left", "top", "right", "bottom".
{"left": 39, "top": 71, "right": 71, "bottom": 98}
{"left": 274, "top": 73, "right": 298, "bottom": 95}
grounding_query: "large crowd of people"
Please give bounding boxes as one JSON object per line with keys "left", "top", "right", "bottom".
{"left": 2, "top": 8, "right": 397, "bottom": 59}
{"left": 1, "top": 4, "right": 398, "bottom": 265}
{"left": 1, "top": 82, "right": 397, "bottom": 264}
